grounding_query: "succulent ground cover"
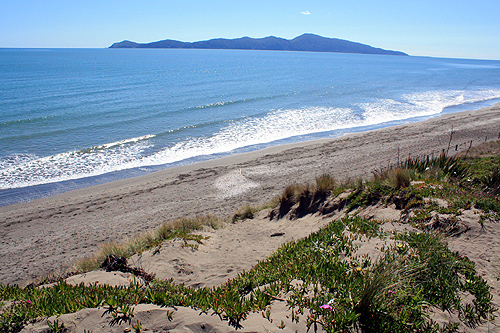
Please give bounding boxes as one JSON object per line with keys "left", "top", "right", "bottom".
{"left": 2, "top": 143, "right": 500, "bottom": 332}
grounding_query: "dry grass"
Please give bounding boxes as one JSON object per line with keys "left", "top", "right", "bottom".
{"left": 270, "top": 174, "right": 340, "bottom": 219}
{"left": 278, "top": 184, "right": 309, "bottom": 215}
{"left": 157, "top": 215, "right": 222, "bottom": 236}
{"left": 75, "top": 215, "right": 222, "bottom": 272}
{"left": 315, "top": 173, "right": 336, "bottom": 194}
{"left": 281, "top": 184, "right": 309, "bottom": 202}
{"left": 340, "top": 177, "right": 364, "bottom": 189}
{"left": 457, "top": 140, "right": 500, "bottom": 159}
{"left": 232, "top": 205, "right": 255, "bottom": 222}
{"left": 386, "top": 168, "right": 412, "bottom": 189}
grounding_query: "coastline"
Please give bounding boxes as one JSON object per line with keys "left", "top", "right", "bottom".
{"left": 2, "top": 104, "right": 500, "bottom": 286}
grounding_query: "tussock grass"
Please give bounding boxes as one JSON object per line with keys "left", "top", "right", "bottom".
{"left": 315, "top": 173, "right": 337, "bottom": 195}
{"left": 385, "top": 168, "right": 412, "bottom": 189}
{"left": 232, "top": 205, "right": 255, "bottom": 222}
{"left": 281, "top": 183, "right": 309, "bottom": 203}
{"left": 402, "top": 153, "right": 469, "bottom": 182}
{"left": 271, "top": 175, "right": 339, "bottom": 219}
{"left": 231, "top": 196, "right": 282, "bottom": 222}
{"left": 354, "top": 249, "right": 423, "bottom": 328}
{"left": 273, "top": 184, "right": 310, "bottom": 219}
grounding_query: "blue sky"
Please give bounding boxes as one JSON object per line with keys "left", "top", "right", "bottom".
{"left": 1, "top": 0, "right": 499, "bottom": 60}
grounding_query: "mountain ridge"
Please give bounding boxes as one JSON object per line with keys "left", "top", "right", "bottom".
{"left": 109, "top": 33, "right": 408, "bottom": 56}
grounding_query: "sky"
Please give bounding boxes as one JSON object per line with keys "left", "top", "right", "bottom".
{"left": 1, "top": 0, "right": 499, "bottom": 60}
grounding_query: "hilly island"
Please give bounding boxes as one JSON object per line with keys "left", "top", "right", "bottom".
{"left": 109, "top": 33, "right": 408, "bottom": 56}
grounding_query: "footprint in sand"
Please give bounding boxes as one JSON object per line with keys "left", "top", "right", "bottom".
{"left": 214, "top": 169, "right": 259, "bottom": 198}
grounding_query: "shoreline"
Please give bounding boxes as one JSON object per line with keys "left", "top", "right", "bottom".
{"left": 2, "top": 104, "right": 500, "bottom": 286}
{"left": 2, "top": 98, "right": 499, "bottom": 208}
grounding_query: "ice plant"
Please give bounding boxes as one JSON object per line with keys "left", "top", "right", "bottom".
{"left": 320, "top": 304, "right": 333, "bottom": 311}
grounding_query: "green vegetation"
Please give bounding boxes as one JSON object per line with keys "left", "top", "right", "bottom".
{"left": 2, "top": 142, "right": 500, "bottom": 332}
{"left": 0, "top": 218, "right": 493, "bottom": 332}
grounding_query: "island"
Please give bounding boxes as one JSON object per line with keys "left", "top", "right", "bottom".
{"left": 109, "top": 33, "right": 408, "bottom": 56}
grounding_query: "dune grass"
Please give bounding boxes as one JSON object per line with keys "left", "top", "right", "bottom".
{"left": 76, "top": 215, "right": 222, "bottom": 273}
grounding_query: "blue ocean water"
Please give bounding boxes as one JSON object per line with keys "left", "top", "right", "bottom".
{"left": 1, "top": 48, "right": 500, "bottom": 206}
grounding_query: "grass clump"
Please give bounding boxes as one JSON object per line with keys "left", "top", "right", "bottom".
{"left": 346, "top": 181, "right": 389, "bottom": 212}
{"left": 232, "top": 196, "right": 284, "bottom": 222}
{"left": 270, "top": 175, "right": 339, "bottom": 219}
{"left": 271, "top": 184, "right": 309, "bottom": 219}
{"left": 232, "top": 205, "right": 256, "bottom": 222}
{"left": 315, "top": 173, "right": 337, "bottom": 195}
{"left": 385, "top": 168, "right": 412, "bottom": 189}
{"left": 402, "top": 154, "right": 469, "bottom": 182}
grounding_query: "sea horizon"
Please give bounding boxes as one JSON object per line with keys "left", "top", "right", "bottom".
{"left": 2, "top": 47, "right": 500, "bottom": 62}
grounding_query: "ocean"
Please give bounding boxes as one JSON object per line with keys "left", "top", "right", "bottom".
{"left": 1, "top": 48, "right": 500, "bottom": 206}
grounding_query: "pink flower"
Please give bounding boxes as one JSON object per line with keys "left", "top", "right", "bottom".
{"left": 320, "top": 304, "right": 333, "bottom": 311}
{"left": 26, "top": 300, "right": 31, "bottom": 304}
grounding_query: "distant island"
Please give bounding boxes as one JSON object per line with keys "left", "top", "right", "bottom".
{"left": 109, "top": 33, "right": 408, "bottom": 56}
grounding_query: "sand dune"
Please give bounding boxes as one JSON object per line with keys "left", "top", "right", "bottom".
{"left": 20, "top": 196, "right": 500, "bottom": 332}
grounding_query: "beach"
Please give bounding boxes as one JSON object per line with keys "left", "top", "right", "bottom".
{"left": 1, "top": 104, "right": 500, "bottom": 287}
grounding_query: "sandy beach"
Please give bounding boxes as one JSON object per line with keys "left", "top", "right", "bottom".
{"left": 1, "top": 104, "right": 500, "bottom": 287}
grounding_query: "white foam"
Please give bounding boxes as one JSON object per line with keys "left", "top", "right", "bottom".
{"left": 145, "top": 88, "right": 500, "bottom": 168}
{"left": 3, "top": 88, "right": 500, "bottom": 190}
{"left": 0, "top": 137, "right": 153, "bottom": 189}
{"left": 141, "top": 106, "right": 362, "bottom": 166}
{"left": 0, "top": 153, "right": 38, "bottom": 170}
{"left": 360, "top": 89, "right": 500, "bottom": 125}
{"left": 98, "top": 135, "right": 156, "bottom": 150}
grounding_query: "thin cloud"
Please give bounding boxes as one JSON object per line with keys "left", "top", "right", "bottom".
{"left": 301, "top": 11, "right": 311, "bottom": 15}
